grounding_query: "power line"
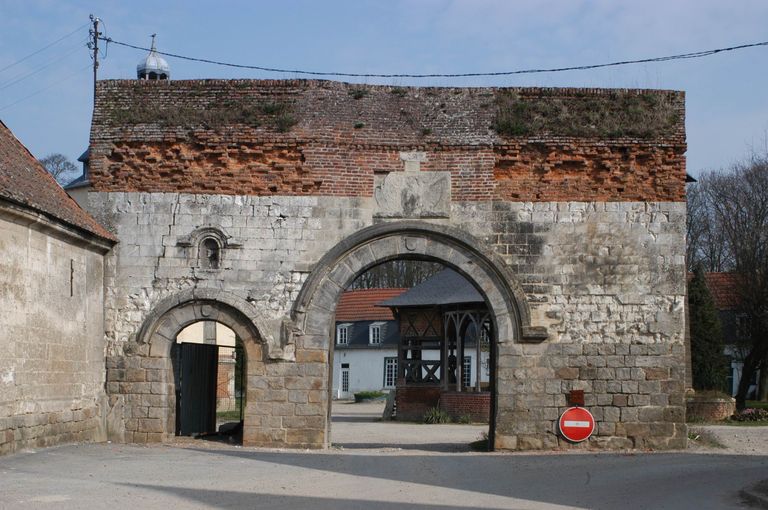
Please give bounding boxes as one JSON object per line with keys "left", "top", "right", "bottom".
{"left": 0, "top": 63, "right": 91, "bottom": 113}
{"left": 0, "top": 41, "right": 87, "bottom": 91}
{"left": 100, "top": 36, "right": 768, "bottom": 78}
{"left": 0, "top": 23, "right": 89, "bottom": 74}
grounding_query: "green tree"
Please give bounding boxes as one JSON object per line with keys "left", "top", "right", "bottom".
{"left": 688, "top": 266, "right": 729, "bottom": 391}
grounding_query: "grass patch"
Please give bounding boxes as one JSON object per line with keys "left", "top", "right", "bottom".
{"left": 423, "top": 407, "right": 452, "bottom": 424}
{"left": 687, "top": 429, "right": 727, "bottom": 449}
{"left": 493, "top": 90, "right": 679, "bottom": 139}
{"left": 354, "top": 390, "right": 386, "bottom": 402}
{"left": 274, "top": 113, "right": 297, "bottom": 132}
{"left": 107, "top": 99, "right": 298, "bottom": 132}
{"left": 216, "top": 409, "right": 242, "bottom": 421}
{"left": 348, "top": 87, "right": 369, "bottom": 100}
{"left": 747, "top": 401, "right": 768, "bottom": 410}
{"left": 455, "top": 414, "right": 473, "bottom": 424}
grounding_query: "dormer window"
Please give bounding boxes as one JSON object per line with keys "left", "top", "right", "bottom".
{"left": 336, "top": 324, "right": 350, "bottom": 345}
{"left": 369, "top": 322, "right": 383, "bottom": 345}
{"left": 200, "top": 237, "right": 221, "bottom": 269}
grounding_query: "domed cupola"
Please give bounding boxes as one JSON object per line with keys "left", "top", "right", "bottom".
{"left": 137, "top": 34, "right": 170, "bottom": 80}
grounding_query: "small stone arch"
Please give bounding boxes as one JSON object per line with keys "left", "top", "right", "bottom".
{"left": 118, "top": 289, "right": 272, "bottom": 443}
{"left": 291, "top": 221, "right": 547, "bottom": 449}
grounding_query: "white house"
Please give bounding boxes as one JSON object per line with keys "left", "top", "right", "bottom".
{"left": 332, "top": 288, "right": 405, "bottom": 399}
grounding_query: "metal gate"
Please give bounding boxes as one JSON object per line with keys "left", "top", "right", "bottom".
{"left": 177, "top": 343, "right": 218, "bottom": 436}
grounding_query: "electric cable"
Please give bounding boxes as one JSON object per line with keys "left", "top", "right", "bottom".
{"left": 0, "top": 23, "right": 89, "bottom": 74}
{"left": 0, "top": 41, "right": 87, "bottom": 91}
{"left": 0, "top": 63, "right": 92, "bottom": 112}
{"left": 99, "top": 36, "right": 768, "bottom": 78}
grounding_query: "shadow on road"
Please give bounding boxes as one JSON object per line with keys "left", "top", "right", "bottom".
{"left": 175, "top": 447, "right": 768, "bottom": 509}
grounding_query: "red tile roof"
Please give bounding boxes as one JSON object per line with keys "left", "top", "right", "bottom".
{"left": 0, "top": 120, "right": 115, "bottom": 242}
{"left": 705, "top": 272, "right": 741, "bottom": 310}
{"left": 336, "top": 288, "right": 407, "bottom": 321}
{"left": 688, "top": 272, "right": 741, "bottom": 310}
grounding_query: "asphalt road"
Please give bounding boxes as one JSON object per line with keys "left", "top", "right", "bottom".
{"left": 1, "top": 443, "right": 767, "bottom": 510}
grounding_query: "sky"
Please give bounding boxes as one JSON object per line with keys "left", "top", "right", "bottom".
{"left": 1, "top": 0, "right": 767, "bottom": 178}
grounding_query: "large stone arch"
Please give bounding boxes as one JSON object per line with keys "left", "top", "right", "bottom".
{"left": 292, "top": 221, "right": 546, "bottom": 346}
{"left": 110, "top": 289, "right": 271, "bottom": 443}
{"left": 291, "top": 221, "right": 548, "bottom": 448}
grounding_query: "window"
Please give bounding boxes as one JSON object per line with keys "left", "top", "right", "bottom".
{"left": 336, "top": 324, "right": 350, "bottom": 345}
{"left": 736, "top": 314, "right": 750, "bottom": 341}
{"left": 369, "top": 323, "right": 383, "bottom": 345}
{"left": 383, "top": 357, "right": 397, "bottom": 388}
{"left": 200, "top": 237, "right": 221, "bottom": 269}
{"left": 463, "top": 356, "right": 472, "bottom": 388}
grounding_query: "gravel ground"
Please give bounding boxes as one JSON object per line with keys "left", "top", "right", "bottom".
{"left": 689, "top": 424, "right": 768, "bottom": 455}
{"left": 329, "top": 400, "right": 488, "bottom": 452}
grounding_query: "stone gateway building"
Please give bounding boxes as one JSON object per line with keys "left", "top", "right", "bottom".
{"left": 9, "top": 79, "right": 689, "bottom": 453}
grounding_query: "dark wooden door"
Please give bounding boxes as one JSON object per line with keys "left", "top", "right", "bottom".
{"left": 178, "top": 343, "right": 218, "bottom": 436}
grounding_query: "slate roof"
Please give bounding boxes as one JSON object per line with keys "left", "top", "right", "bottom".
{"left": 335, "top": 319, "right": 399, "bottom": 349}
{"left": 0, "top": 120, "right": 115, "bottom": 242}
{"left": 336, "top": 288, "right": 407, "bottom": 321}
{"left": 377, "top": 268, "right": 484, "bottom": 307}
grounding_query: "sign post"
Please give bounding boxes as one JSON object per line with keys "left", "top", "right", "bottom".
{"left": 558, "top": 406, "right": 595, "bottom": 443}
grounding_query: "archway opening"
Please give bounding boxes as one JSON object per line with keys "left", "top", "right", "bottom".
{"left": 329, "top": 258, "right": 493, "bottom": 451}
{"left": 171, "top": 320, "right": 246, "bottom": 443}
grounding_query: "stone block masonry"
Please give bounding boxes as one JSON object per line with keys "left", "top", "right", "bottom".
{"left": 0, "top": 214, "right": 108, "bottom": 455}
{"left": 83, "top": 79, "right": 688, "bottom": 451}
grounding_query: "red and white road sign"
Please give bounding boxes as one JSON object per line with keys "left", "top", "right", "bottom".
{"left": 558, "top": 406, "right": 595, "bottom": 443}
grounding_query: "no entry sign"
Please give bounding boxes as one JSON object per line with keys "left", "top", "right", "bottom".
{"left": 558, "top": 407, "right": 595, "bottom": 443}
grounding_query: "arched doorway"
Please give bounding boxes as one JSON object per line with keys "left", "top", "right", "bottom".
{"left": 292, "top": 221, "right": 544, "bottom": 450}
{"left": 330, "top": 260, "right": 495, "bottom": 450}
{"left": 123, "top": 291, "right": 268, "bottom": 444}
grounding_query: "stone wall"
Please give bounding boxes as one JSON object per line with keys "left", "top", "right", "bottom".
{"left": 0, "top": 211, "right": 108, "bottom": 455}
{"left": 85, "top": 191, "right": 686, "bottom": 450}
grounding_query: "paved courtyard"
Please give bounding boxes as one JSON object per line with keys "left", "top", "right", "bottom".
{"left": 330, "top": 400, "right": 487, "bottom": 452}
{"left": 2, "top": 404, "right": 768, "bottom": 509}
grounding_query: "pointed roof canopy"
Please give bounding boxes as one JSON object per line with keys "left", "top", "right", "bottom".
{"left": 377, "top": 268, "right": 484, "bottom": 308}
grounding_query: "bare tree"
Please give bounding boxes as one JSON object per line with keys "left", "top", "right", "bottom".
{"left": 350, "top": 260, "right": 444, "bottom": 289}
{"left": 686, "top": 175, "right": 731, "bottom": 271}
{"left": 38, "top": 153, "right": 78, "bottom": 185}
{"left": 705, "top": 155, "right": 768, "bottom": 408}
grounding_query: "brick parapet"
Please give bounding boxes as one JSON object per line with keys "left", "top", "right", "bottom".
{"left": 88, "top": 80, "right": 685, "bottom": 202}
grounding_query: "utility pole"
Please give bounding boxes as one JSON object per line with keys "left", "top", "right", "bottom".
{"left": 88, "top": 14, "right": 101, "bottom": 107}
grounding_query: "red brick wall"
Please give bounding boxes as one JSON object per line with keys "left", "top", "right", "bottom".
{"left": 396, "top": 386, "right": 441, "bottom": 421}
{"left": 216, "top": 362, "right": 234, "bottom": 399}
{"left": 439, "top": 391, "right": 490, "bottom": 423}
{"left": 89, "top": 80, "right": 686, "bottom": 202}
